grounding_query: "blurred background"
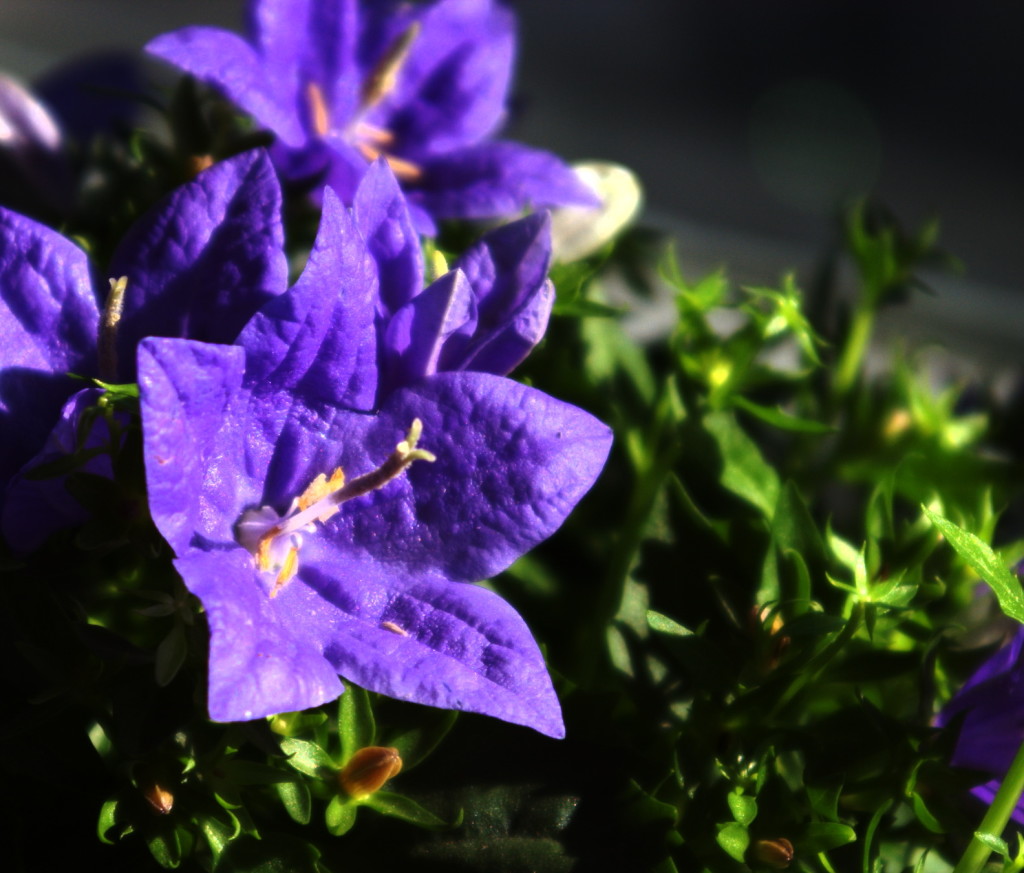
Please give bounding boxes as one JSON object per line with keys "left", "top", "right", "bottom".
{"left": 3, "top": 0, "right": 1022, "bottom": 365}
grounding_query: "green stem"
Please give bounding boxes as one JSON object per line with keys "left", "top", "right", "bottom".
{"left": 952, "top": 735, "right": 1024, "bottom": 873}
{"left": 833, "top": 303, "right": 874, "bottom": 398}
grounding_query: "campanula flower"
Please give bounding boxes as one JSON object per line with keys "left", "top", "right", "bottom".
{"left": 146, "top": 0, "right": 597, "bottom": 232}
{"left": 938, "top": 627, "right": 1024, "bottom": 823}
{"left": 137, "top": 185, "right": 612, "bottom": 736}
{"left": 0, "top": 149, "right": 287, "bottom": 548}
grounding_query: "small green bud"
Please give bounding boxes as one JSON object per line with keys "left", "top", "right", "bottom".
{"left": 339, "top": 746, "right": 402, "bottom": 800}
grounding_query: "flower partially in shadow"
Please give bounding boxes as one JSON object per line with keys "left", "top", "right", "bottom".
{"left": 0, "top": 149, "right": 287, "bottom": 548}
{"left": 137, "top": 185, "right": 612, "bottom": 736}
{"left": 938, "top": 627, "right": 1024, "bottom": 823}
{"left": 146, "top": 0, "right": 597, "bottom": 232}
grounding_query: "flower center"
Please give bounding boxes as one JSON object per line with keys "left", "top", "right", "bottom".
{"left": 235, "top": 419, "right": 435, "bottom": 597}
{"left": 99, "top": 276, "right": 128, "bottom": 381}
{"left": 303, "top": 21, "right": 424, "bottom": 182}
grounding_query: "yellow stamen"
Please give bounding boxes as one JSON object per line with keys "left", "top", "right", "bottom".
{"left": 355, "top": 142, "right": 423, "bottom": 182}
{"left": 306, "top": 82, "right": 331, "bottom": 137}
{"left": 270, "top": 545, "right": 300, "bottom": 598}
{"left": 354, "top": 122, "right": 395, "bottom": 147}
{"left": 255, "top": 526, "right": 281, "bottom": 571}
{"left": 361, "top": 22, "right": 421, "bottom": 110}
{"left": 381, "top": 621, "right": 409, "bottom": 637}
{"left": 298, "top": 466, "right": 346, "bottom": 511}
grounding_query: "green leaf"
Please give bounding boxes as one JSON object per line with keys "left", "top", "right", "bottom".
{"left": 703, "top": 411, "right": 780, "bottom": 517}
{"left": 275, "top": 779, "right": 312, "bottom": 825}
{"left": 154, "top": 622, "right": 187, "bottom": 687}
{"left": 923, "top": 507, "right": 1024, "bottom": 622}
{"left": 911, "top": 792, "right": 945, "bottom": 834}
{"left": 146, "top": 826, "right": 183, "bottom": 869}
{"left": 338, "top": 684, "right": 376, "bottom": 764}
{"left": 325, "top": 796, "right": 358, "bottom": 837}
{"left": 364, "top": 791, "right": 461, "bottom": 830}
{"left": 716, "top": 822, "right": 750, "bottom": 862}
{"left": 974, "top": 831, "right": 1010, "bottom": 857}
{"left": 727, "top": 792, "right": 758, "bottom": 826}
{"left": 213, "top": 833, "right": 321, "bottom": 873}
{"left": 97, "top": 798, "right": 122, "bottom": 845}
{"left": 799, "top": 821, "right": 856, "bottom": 853}
{"left": 646, "top": 610, "right": 694, "bottom": 637}
{"left": 279, "top": 738, "right": 334, "bottom": 778}
{"left": 387, "top": 708, "right": 458, "bottom": 772}
{"left": 733, "top": 396, "right": 833, "bottom": 434}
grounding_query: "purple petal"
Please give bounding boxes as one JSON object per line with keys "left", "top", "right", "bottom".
{"left": 378, "top": 0, "right": 515, "bottom": 157}
{"left": 353, "top": 160, "right": 423, "bottom": 316}
{"left": 409, "top": 141, "right": 601, "bottom": 221}
{"left": 237, "top": 187, "right": 379, "bottom": 411}
{"left": 0, "top": 206, "right": 98, "bottom": 485}
{"left": 177, "top": 548, "right": 343, "bottom": 721}
{"left": 137, "top": 338, "right": 247, "bottom": 556}
{"left": 449, "top": 211, "right": 554, "bottom": 374}
{"left": 293, "top": 559, "right": 563, "bottom": 737}
{"left": 110, "top": 150, "right": 287, "bottom": 381}
{"left": 247, "top": 0, "right": 360, "bottom": 132}
{"left": 382, "top": 268, "right": 478, "bottom": 391}
{"left": 146, "top": 27, "right": 305, "bottom": 147}
{"left": 323, "top": 371, "right": 612, "bottom": 582}
{"left": 2, "top": 387, "right": 112, "bottom": 551}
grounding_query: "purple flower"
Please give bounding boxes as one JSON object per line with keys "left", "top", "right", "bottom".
{"left": 351, "top": 159, "right": 555, "bottom": 399}
{"left": 137, "top": 185, "right": 611, "bottom": 736}
{"left": 146, "top": 0, "right": 597, "bottom": 233}
{"left": 0, "top": 149, "right": 287, "bottom": 548}
{"left": 938, "top": 628, "right": 1024, "bottom": 823}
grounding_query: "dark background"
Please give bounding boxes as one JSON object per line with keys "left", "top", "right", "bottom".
{"left": 3, "top": 0, "right": 1022, "bottom": 359}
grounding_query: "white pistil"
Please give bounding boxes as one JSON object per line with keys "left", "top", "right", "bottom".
{"left": 98, "top": 276, "right": 128, "bottom": 382}
{"left": 360, "top": 21, "right": 421, "bottom": 111}
{"left": 236, "top": 419, "right": 435, "bottom": 597}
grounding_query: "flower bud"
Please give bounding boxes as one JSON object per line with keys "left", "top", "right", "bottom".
{"left": 143, "top": 783, "right": 175, "bottom": 815}
{"left": 338, "top": 746, "right": 402, "bottom": 799}
{"left": 752, "top": 837, "right": 794, "bottom": 869}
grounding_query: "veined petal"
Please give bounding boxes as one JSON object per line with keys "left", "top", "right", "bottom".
{"left": 176, "top": 547, "right": 343, "bottom": 721}
{"left": 448, "top": 211, "right": 554, "bottom": 374}
{"left": 0, "top": 206, "right": 98, "bottom": 486}
{"left": 111, "top": 150, "right": 288, "bottom": 380}
{"left": 137, "top": 338, "right": 248, "bottom": 555}
{"left": 410, "top": 141, "right": 601, "bottom": 221}
{"left": 353, "top": 160, "right": 423, "bottom": 317}
{"left": 381, "top": 268, "right": 477, "bottom": 391}
{"left": 292, "top": 559, "right": 564, "bottom": 737}
{"left": 237, "top": 187, "right": 379, "bottom": 411}
{"left": 146, "top": 27, "right": 305, "bottom": 147}
{"left": 326, "top": 371, "right": 612, "bottom": 582}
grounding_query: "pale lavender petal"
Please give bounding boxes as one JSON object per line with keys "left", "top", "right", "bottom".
{"left": 146, "top": 27, "right": 305, "bottom": 147}
{"left": 110, "top": 150, "right": 287, "bottom": 380}
{"left": 237, "top": 187, "right": 378, "bottom": 411}
{"left": 381, "top": 268, "right": 477, "bottom": 391}
{"left": 291, "top": 559, "right": 563, "bottom": 737}
{"left": 410, "top": 141, "right": 600, "bottom": 220}
{"left": 0, "top": 206, "right": 98, "bottom": 485}
{"left": 353, "top": 160, "right": 422, "bottom": 316}
{"left": 379, "top": 0, "right": 515, "bottom": 157}
{"left": 137, "top": 338, "right": 247, "bottom": 555}
{"left": 177, "top": 547, "right": 343, "bottom": 721}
